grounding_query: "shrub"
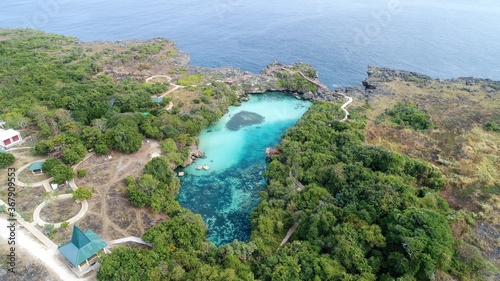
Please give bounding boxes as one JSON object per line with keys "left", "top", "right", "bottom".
{"left": 95, "top": 144, "right": 110, "bottom": 155}
{"left": 51, "top": 164, "right": 74, "bottom": 184}
{"left": 0, "top": 152, "right": 15, "bottom": 168}
{"left": 177, "top": 74, "right": 204, "bottom": 87}
{"left": 484, "top": 121, "right": 500, "bottom": 132}
{"left": 60, "top": 221, "right": 69, "bottom": 229}
{"left": 73, "top": 187, "right": 92, "bottom": 200}
{"left": 76, "top": 169, "right": 87, "bottom": 177}
{"left": 42, "top": 158, "right": 63, "bottom": 173}
{"left": 386, "top": 103, "right": 434, "bottom": 131}
{"left": 44, "top": 224, "right": 56, "bottom": 238}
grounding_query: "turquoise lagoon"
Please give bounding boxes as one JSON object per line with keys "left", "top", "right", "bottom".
{"left": 178, "top": 93, "right": 311, "bottom": 246}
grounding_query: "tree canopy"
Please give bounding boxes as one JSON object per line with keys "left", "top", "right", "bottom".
{"left": 99, "top": 102, "right": 495, "bottom": 281}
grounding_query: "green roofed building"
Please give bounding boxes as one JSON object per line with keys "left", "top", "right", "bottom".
{"left": 28, "top": 161, "right": 44, "bottom": 174}
{"left": 153, "top": 97, "right": 164, "bottom": 103}
{"left": 59, "top": 225, "right": 109, "bottom": 275}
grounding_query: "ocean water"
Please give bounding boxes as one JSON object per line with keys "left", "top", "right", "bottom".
{"left": 1, "top": 1, "right": 499, "bottom": 87}
{"left": 178, "top": 93, "right": 311, "bottom": 245}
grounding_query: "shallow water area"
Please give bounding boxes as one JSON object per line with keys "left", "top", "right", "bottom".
{"left": 178, "top": 92, "right": 311, "bottom": 246}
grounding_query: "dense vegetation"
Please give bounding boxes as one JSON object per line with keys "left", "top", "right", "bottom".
{"left": 72, "top": 187, "right": 92, "bottom": 200}
{"left": 99, "top": 103, "right": 495, "bottom": 281}
{"left": 0, "top": 29, "right": 239, "bottom": 164}
{"left": 381, "top": 103, "right": 434, "bottom": 131}
{"left": 125, "top": 156, "right": 182, "bottom": 213}
{"left": 0, "top": 152, "right": 15, "bottom": 168}
{"left": 42, "top": 157, "right": 74, "bottom": 184}
{"left": 276, "top": 72, "right": 318, "bottom": 93}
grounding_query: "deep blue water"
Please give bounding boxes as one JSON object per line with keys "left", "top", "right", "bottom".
{"left": 1, "top": 0, "right": 499, "bottom": 87}
{"left": 178, "top": 93, "right": 311, "bottom": 245}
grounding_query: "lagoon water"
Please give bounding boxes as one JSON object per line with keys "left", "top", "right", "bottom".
{"left": 178, "top": 93, "right": 311, "bottom": 245}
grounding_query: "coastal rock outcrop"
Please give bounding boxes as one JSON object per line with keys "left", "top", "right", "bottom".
{"left": 181, "top": 143, "right": 206, "bottom": 168}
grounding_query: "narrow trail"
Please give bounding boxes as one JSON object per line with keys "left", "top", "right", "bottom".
{"left": 269, "top": 66, "right": 354, "bottom": 246}
{"left": 108, "top": 236, "right": 152, "bottom": 247}
{"left": 145, "top": 75, "right": 171, "bottom": 83}
{"left": 145, "top": 75, "right": 185, "bottom": 112}
{"left": 280, "top": 221, "right": 300, "bottom": 246}
{"left": 159, "top": 84, "right": 184, "bottom": 98}
{"left": 268, "top": 66, "right": 353, "bottom": 122}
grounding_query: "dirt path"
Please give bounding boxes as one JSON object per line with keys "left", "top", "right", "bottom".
{"left": 280, "top": 221, "right": 300, "bottom": 246}
{"left": 75, "top": 140, "right": 167, "bottom": 241}
{"left": 159, "top": 84, "right": 185, "bottom": 98}
{"left": 145, "top": 75, "right": 171, "bottom": 83}
{"left": 145, "top": 75, "right": 185, "bottom": 110}
{"left": 0, "top": 215, "right": 93, "bottom": 281}
{"left": 267, "top": 66, "right": 353, "bottom": 122}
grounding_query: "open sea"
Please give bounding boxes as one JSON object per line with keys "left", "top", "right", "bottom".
{"left": 1, "top": 0, "right": 499, "bottom": 87}
{"left": 2, "top": 0, "right": 499, "bottom": 245}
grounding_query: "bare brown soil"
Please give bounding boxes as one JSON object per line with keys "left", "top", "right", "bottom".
{"left": 40, "top": 198, "right": 81, "bottom": 223}
{"left": 17, "top": 168, "right": 51, "bottom": 184}
{"left": 73, "top": 140, "right": 170, "bottom": 241}
{"left": 81, "top": 39, "right": 182, "bottom": 82}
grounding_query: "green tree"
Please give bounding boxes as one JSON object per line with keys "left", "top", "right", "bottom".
{"left": 143, "top": 211, "right": 207, "bottom": 251}
{"left": 144, "top": 156, "right": 175, "bottom": 185}
{"left": 42, "top": 158, "right": 63, "bottom": 173}
{"left": 94, "top": 144, "right": 110, "bottom": 155}
{"left": 73, "top": 187, "right": 92, "bottom": 200}
{"left": 34, "top": 139, "right": 54, "bottom": 155}
{"left": 62, "top": 147, "right": 83, "bottom": 165}
{"left": 76, "top": 169, "right": 87, "bottom": 177}
{"left": 0, "top": 152, "right": 15, "bottom": 168}
{"left": 97, "top": 247, "right": 155, "bottom": 281}
{"left": 81, "top": 126, "right": 102, "bottom": 149}
{"left": 110, "top": 124, "right": 143, "bottom": 153}
{"left": 50, "top": 164, "right": 74, "bottom": 184}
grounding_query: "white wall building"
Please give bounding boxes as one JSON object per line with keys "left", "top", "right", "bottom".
{"left": 0, "top": 129, "right": 22, "bottom": 149}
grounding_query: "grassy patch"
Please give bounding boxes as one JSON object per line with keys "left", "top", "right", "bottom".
{"left": 177, "top": 74, "right": 204, "bottom": 88}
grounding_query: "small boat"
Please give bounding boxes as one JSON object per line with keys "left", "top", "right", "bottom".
{"left": 203, "top": 165, "right": 210, "bottom": 170}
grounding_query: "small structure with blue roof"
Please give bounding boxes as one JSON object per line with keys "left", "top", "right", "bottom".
{"left": 152, "top": 97, "right": 164, "bottom": 103}
{"left": 28, "top": 161, "right": 45, "bottom": 175}
{"left": 59, "top": 225, "right": 109, "bottom": 276}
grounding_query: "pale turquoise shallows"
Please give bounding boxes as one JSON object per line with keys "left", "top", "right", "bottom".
{"left": 178, "top": 93, "right": 311, "bottom": 246}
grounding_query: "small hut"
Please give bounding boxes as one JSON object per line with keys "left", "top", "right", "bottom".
{"left": 58, "top": 225, "right": 109, "bottom": 277}
{"left": 28, "top": 161, "right": 45, "bottom": 175}
{"left": 153, "top": 97, "right": 164, "bottom": 104}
